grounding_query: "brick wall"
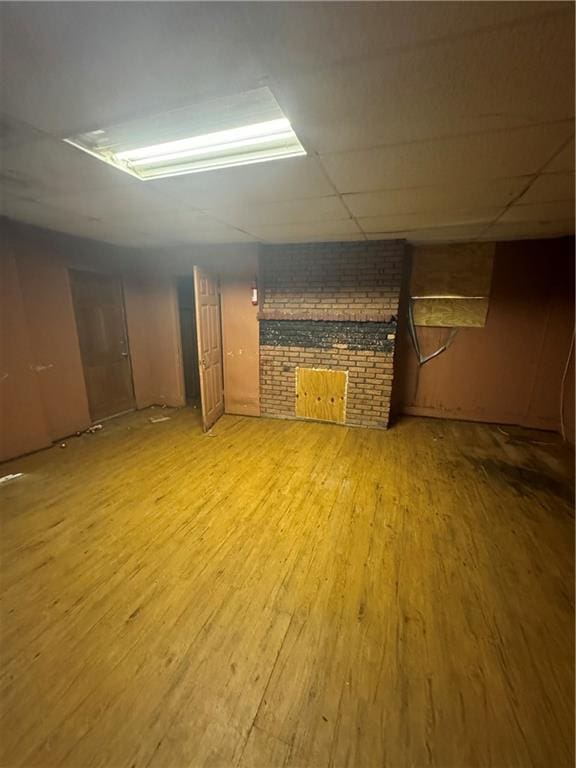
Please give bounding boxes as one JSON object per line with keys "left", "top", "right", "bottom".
{"left": 259, "top": 240, "right": 406, "bottom": 429}
{"left": 260, "top": 240, "right": 402, "bottom": 320}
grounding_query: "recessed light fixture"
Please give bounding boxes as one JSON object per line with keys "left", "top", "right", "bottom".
{"left": 64, "top": 87, "right": 306, "bottom": 180}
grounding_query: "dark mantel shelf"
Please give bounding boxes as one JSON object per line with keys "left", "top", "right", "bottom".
{"left": 257, "top": 309, "right": 397, "bottom": 323}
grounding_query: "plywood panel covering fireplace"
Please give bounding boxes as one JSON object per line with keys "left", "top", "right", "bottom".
{"left": 296, "top": 368, "right": 347, "bottom": 423}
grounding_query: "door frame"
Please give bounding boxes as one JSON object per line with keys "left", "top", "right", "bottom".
{"left": 174, "top": 275, "right": 202, "bottom": 405}
{"left": 68, "top": 267, "right": 136, "bottom": 423}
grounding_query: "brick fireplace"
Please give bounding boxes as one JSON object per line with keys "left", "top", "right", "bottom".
{"left": 258, "top": 240, "right": 407, "bottom": 428}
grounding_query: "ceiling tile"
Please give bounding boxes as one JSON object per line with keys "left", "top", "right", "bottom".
{"left": 515, "top": 173, "right": 574, "bottom": 205}
{"left": 9, "top": 200, "right": 255, "bottom": 244}
{"left": 0, "top": 114, "right": 48, "bottom": 150}
{"left": 93, "top": 230, "right": 186, "bottom": 249}
{"left": 124, "top": 209, "right": 256, "bottom": 242}
{"left": 0, "top": 193, "right": 180, "bottom": 247}
{"left": 359, "top": 208, "right": 502, "bottom": 234}
{"left": 344, "top": 178, "right": 528, "bottom": 218}
{"left": 35, "top": 183, "right": 195, "bottom": 221}
{"left": 1, "top": 193, "right": 95, "bottom": 228}
{"left": 321, "top": 122, "right": 574, "bottom": 194}
{"left": 366, "top": 223, "right": 487, "bottom": 243}
{"left": 244, "top": 2, "right": 562, "bottom": 77}
{"left": 272, "top": 13, "right": 574, "bottom": 153}
{"left": 480, "top": 219, "right": 574, "bottom": 240}
{"left": 170, "top": 230, "right": 256, "bottom": 244}
{"left": 0, "top": 137, "right": 136, "bottom": 196}
{"left": 208, "top": 196, "right": 348, "bottom": 228}
{"left": 0, "top": 3, "right": 265, "bottom": 135}
{"left": 1, "top": 2, "right": 573, "bottom": 248}
{"left": 148, "top": 157, "right": 334, "bottom": 208}
{"left": 246, "top": 218, "right": 362, "bottom": 242}
{"left": 499, "top": 200, "right": 575, "bottom": 223}
{"left": 544, "top": 138, "right": 575, "bottom": 173}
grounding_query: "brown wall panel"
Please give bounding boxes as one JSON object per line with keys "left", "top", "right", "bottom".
{"left": 562, "top": 346, "right": 575, "bottom": 444}
{"left": 14, "top": 243, "right": 91, "bottom": 439}
{"left": 123, "top": 275, "right": 155, "bottom": 409}
{"left": 395, "top": 238, "right": 575, "bottom": 438}
{"left": 124, "top": 272, "right": 185, "bottom": 410}
{"left": 148, "top": 276, "right": 186, "bottom": 408}
{"left": 220, "top": 271, "right": 260, "bottom": 417}
{"left": 151, "top": 275, "right": 186, "bottom": 406}
{"left": 0, "top": 250, "right": 52, "bottom": 462}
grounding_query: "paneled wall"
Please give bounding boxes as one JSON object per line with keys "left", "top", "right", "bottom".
{"left": 220, "top": 269, "right": 261, "bottom": 417}
{"left": 1, "top": 245, "right": 54, "bottom": 459}
{"left": 124, "top": 272, "right": 184, "bottom": 410}
{"left": 0, "top": 220, "right": 185, "bottom": 462}
{"left": 394, "top": 237, "right": 575, "bottom": 442}
{"left": 2, "top": 220, "right": 572, "bottom": 460}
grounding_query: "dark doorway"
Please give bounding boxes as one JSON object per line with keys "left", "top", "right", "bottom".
{"left": 69, "top": 269, "right": 135, "bottom": 422}
{"left": 177, "top": 276, "right": 201, "bottom": 404}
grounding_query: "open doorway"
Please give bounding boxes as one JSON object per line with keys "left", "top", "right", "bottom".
{"left": 176, "top": 276, "right": 201, "bottom": 406}
{"left": 177, "top": 269, "right": 224, "bottom": 431}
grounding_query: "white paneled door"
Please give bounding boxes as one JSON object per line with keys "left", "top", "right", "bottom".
{"left": 193, "top": 266, "right": 224, "bottom": 432}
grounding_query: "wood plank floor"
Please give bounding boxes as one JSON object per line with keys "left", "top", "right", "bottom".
{"left": 0, "top": 408, "right": 573, "bottom": 768}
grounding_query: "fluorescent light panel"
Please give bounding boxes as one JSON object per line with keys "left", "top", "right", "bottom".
{"left": 64, "top": 88, "right": 306, "bottom": 180}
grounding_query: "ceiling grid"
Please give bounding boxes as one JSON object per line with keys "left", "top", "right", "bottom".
{"left": 0, "top": 2, "right": 573, "bottom": 246}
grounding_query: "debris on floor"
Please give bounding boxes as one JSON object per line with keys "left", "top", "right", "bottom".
{"left": 0, "top": 473, "right": 23, "bottom": 485}
{"left": 496, "top": 425, "right": 560, "bottom": 447}
{"left": 85, "top": 424, "right": 103, "bottom": 434}
{"left": 60, "top": 442, "right": 67, "bottom": 448}
{"left": 149, "top": 416, "right": 171, "bottom": 424}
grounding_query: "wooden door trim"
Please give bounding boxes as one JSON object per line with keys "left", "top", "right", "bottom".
{"left": 69, "top": 268, "right": 136, "bottom": 422}
{"left": 69, "top": 267, "right": 137, "bottom": 409}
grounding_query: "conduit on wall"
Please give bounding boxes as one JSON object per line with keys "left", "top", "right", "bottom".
{"left": 408, "top": 299, "right": 459, "bottom": 366}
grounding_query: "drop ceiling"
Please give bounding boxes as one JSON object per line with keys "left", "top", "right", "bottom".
{"left": 0, "top": 2, "right": 574, "bottom": 247}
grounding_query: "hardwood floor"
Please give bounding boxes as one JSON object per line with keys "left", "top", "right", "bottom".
{"left": 0, "top": 408, "right": 573, "bottom": 768}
